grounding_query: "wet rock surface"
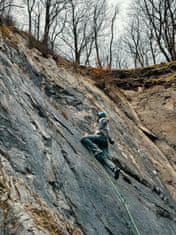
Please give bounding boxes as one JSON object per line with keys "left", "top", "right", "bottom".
{"left": 0, "top": 32, "right": 176, "bottom": 235}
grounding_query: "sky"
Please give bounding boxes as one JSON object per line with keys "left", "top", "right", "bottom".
{"left": 110, "top": 0, "right": 131, "bottom": 10}
{"left": 109, "top": 0, "right": 132, "bottom": 35}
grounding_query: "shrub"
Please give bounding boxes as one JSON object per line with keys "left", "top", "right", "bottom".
{"left": 28, "top": 35, "right": 52, "bottom": 58}
{"left": 0, "top": 24, "right": 12, "bottom": 39}
{"left": 0, "top": 15, "right": 16, "bottom": 27}
{"left": 0, "top": 24, "right": 19, "bottom": 48}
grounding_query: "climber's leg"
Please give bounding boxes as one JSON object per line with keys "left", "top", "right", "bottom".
{"left": 81, "top": 135, "right": 120, "bottom": 179}
{"left": 80, "top": 135, "right": 103, "bottom": 155}
{"left": 98, "top": 149, "right": 120, "bottom": 180}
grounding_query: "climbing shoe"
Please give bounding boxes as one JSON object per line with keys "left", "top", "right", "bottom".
{"left": 114, "top": 167, "right": 120, "bottom": 180}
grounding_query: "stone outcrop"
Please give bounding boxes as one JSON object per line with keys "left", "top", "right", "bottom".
{"left": 0, "top": 30, "right": 176, "bottom": 235}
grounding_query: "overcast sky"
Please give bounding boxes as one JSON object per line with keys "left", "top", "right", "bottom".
{"left": 110, "top": 0, "right": 131, "bottom": 10}
{"left": 16, "top": 0, "right": 132, "bottom": 28}
{"left": 15, "top": 0, "right": 132, "bottom": 37}
{"left": 109, "top": 0, "right": 132, "bottom": 34}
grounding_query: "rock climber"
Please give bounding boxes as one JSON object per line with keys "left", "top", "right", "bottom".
{"left": 81, "top": 111, "right": 120, "bottom": 179}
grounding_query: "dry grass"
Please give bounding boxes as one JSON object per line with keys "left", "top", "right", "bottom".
{"left": 25, "top": 204, "right": 83, "bottom": 235}
{"left": 0, "top": 25, "right": 19, "bottom": 48}
{"left": 0, "top": 25, "right": 13, "bottom": 39}
{"left": 23, "top": 33, "right": 53, "bottom": 58}
{"left": 18, "top": 31, "right": 74, "bottom": 68}
{"left": 78, "top": 61, "right": 176, "bottom": 91}
{"left": 0, "top": 15, "right": 20, "bottom": 49}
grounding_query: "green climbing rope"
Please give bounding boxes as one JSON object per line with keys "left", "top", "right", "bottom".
{"left": 103, "top": 169, "right": 141, "bottom": 235}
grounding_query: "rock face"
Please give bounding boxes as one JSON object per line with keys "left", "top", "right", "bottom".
{"left": 124, "top": 85, "right": 176, "bottom": 200}
{"left": 0, "top": 30, "right": 176, "bottom": 235}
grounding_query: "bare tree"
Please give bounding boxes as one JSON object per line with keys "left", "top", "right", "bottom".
{"left": 0, "top": 0, "right": 13, "bottom": 14}
{"left": 41, "top": 0, "right": 66, "bottom": 47}
{"left": 0, "top": 0, "right": 22, "bottom": 18}
{"left": 33, "top": 0, "right": 42, "bottom": 40}
{"left": 92, "top": 0, "right": 106, "bottom": 67}
{"left": 60, "top": 0, "right": 98, "bottom": 64}
{"left": 49, "top": 11, "right": 67, "bottom": 50}
{"left": 114, "top": 40, "right": 129, "bottom": 69}
{"left": 67, "top": 0, "right": 81, "bottom": 64}
{"left": 84, "top": 36, "right": 94, "bottom": 66}
{"left": 24, "top": 0, "right": 36, "bottom": 34}
{"left": 123, "top": 15, "right": 149, "bottom": 67}
{"left": 122, "top": 0, "right": 171, "bottom": 68}
{"left": 134, "top": 0, "right": 176, "bottom": 62}
{"left": 18, "top": 0, "right": 125, "bottom": 68}
{"left": 108, "top": 6, "right": 118, "bottom": 69}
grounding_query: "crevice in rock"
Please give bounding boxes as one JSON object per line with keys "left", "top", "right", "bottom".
{"left": 60, "top": 149, "right": 78, "bottom": 178}
{"left": 104, "top": 227, "right": 115, "bottom": 235}
{"left": 113, "top": 158, "right": 173, "bottom": 207}
{"left": 56, "top": 128, "right": 78, "bottom": 154}
{"left": 52, "top": 113, "right": 74, "bottom": 136}
{"left": 44, "top": 83, "right": 83, "bottom": 109}
{"left": 26, "top": 93, "right": 47, "bottom": 118}
{"left": 141, "top": 129, "right": 158, "bottom": 142}
{"left": 138, "top": 195, "right": 176, "bottom": 222}
{"left": 155, "top": 205, "right": 175, "bottom": 220}
{"left": 113, "top": 158, "right": 152, "bottom": 188}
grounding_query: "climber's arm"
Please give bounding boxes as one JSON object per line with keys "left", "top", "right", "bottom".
{"left": 99, "top": 118, "right": 115, "bottom": 144}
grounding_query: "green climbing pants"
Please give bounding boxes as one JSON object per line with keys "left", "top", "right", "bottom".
{"left": 81, "top": 134, "right": 116, "bottom": 171}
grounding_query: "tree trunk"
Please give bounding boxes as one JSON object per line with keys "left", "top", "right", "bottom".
{"left": 43, "top": 0, "right": 50, "bottom": 46}
{"left": 108, "top": 7, "right": 118, "bottom": 69}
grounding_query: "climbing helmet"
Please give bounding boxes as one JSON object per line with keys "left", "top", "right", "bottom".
{"left": 97, "top": 111, "right": 106, "bottom": 118}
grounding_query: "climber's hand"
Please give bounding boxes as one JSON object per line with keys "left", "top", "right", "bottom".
{"left": 109, "top": 138, "right": 115, "bottom": 145}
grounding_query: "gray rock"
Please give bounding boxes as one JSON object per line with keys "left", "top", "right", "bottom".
{"left": 0, "top": 32, "right": 175, "bottom": 235}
